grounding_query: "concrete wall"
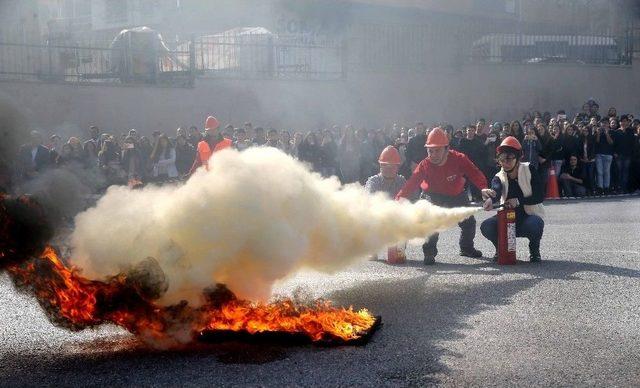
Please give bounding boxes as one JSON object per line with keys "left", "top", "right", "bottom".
{"left": 1, "top": 62, "right": 638, "bottom": 138}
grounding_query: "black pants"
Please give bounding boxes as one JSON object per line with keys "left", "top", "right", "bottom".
{"left": 422, "top": 192, "right": 476, "bottom": 256}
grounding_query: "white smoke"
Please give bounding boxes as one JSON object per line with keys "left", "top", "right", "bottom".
{"left": 70, "top": 147, "right": 478, "bottom": 305}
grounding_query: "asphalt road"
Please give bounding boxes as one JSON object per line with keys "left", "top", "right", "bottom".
{"left": 1, "top": 197, "right": 639, "bottom": 387}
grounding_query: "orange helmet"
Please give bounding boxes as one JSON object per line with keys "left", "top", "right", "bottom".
{"left": 496, "top": 136, "right": 522, "bottom": 154}
{"left": 379, "top": 146, "right": 401, "bottom": 165}
{"left": 425, "top": 127, "right": 449, "bottom": 148}
{"left": 205, "top": 116, "right": 220, "bottom": 130}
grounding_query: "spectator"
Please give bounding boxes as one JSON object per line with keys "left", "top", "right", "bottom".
{"left": 607, "top": 107, "right": 618, "bottom": 120}
{"left": 510, "top": 120, "right": 525, "bottom": 143}
{"left": 265, "top": 129, "right": 281, "bottom": 148}
{"left": 150, "top": 134, "right": 178, "bottom": 182}
{"left": 548, "top": 124, "right": 565, "bottom": 186}
{"left": 535, "top": 122, "right": 554, "bottom": 195}
{"left": 121, "top": 136, "right": 142, "bottom": 182}
{"left": 68, "top": 137, "right": 84, "bottom": 162}
{"left": 613, "top": 115, "right": 635, "bottom": 193}
{"left": 298, "top": 132, "right": 322, "bottom": 171}
{"left": 244, "top": 122, "right": 254, "bottom": 141}
{"left": 405, "top": 122, "right": 428, "bottom": 172}
{"left": 559, "top": 155, "right": 587, "bottom": 197}
{"left": 578, "top": 125, "right": 596, "bottom": 194}
{"left": 338, "top": 126, "right": 361, "bottom": 183}
{"left": 47, "top": 134, "right": 62, "bottom": 160}
{"left": 594, "top": 119, "right": 615, "bottom": 194}
{"left": 252, "top": 127, "right": 266, "bottom": 146}
{"left": 280, "top": 130, "right": 293, "bottom": 155}
{"left": 187, "top": 125, "right": 202, "bottom": 148}
{"left": 563, "top": 124, "right": 581, "bottom": 161}
{"left": 137, "top": 136, "right": 153, "bottom": 181}
{"left": 320, "top": 130, "right": 339, "bottom": 178}
{"left": 222, "top": 124, "right": 234, "bottom": 141}
{"left": 88, "top": 125, "right": 101, "bottom": 145}
{"left": 174, "top": 134, "right": 195, "bottom": 176}
{"left": 357, "top": 128, "right": 378, "bottom": 183}
{"left": 18, "top": 130, "right": 51, "bottom": 181}
{"left": 83, "top": 139, "right": 99, "bottom": 169}
{"left": 291, "top": 132, "right": 304, "bottom": 159}
{"left": 233, "top": 128, "right": 251, "bottom": 151}
{"left": 98, "top": 137, "right": 124, "bottom": 186}
{"left": 55, "top": 143, "right": 74, "bottom": 167}
{"left": 522, "top": 126, "right": 541, "bottom": 169}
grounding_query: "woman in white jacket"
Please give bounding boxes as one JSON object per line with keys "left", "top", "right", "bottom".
{"left": 480, "top": 136, "right": 545, "bottom": 262}
{"left": 150, "top": 134, "right": 178, "bottom": 182}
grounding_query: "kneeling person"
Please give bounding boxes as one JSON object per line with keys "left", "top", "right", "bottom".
{"left": 480, "top": 136, "right": 545, "bottom": 262}
{"left": 396, "top": 127, "right": 490, "bottom": 265}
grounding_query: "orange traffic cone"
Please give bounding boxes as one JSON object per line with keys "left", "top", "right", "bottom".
{"left": 546, "top": 165, "right": 560, "bottom": 199}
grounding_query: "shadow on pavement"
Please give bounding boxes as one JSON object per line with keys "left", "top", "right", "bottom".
{"left": 2, "top": 259, "right": 638, "bottom": 386}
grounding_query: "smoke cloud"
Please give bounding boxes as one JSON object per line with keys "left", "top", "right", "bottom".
{"left": 70, "top": 147, "right": 477, "bottom": 305}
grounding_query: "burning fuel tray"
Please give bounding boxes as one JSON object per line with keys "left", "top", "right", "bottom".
{"left": 197, "top": 316, "right": 382, "bottom": 347}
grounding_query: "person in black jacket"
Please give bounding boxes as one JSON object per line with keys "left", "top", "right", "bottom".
{"left": 18, "top": 130, "right": 51, "bottom": 181}
{"left": 559, "top": 155, "right": 587, "bottom": 197}
{"left": 613, "top": 115, "right": 636, "bottom": 193}
{"left": 578, "top": 125, "right": 596, "bottom": 193}
{"left": 404, "top": 122, "right": 427, "bottom": 172}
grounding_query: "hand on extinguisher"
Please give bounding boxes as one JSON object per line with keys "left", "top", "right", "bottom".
{"left": 504, "top": 198, "right": 520, "bottom": 209}
{"left": 481, "top": 188, "right": 496, "bottom": 200}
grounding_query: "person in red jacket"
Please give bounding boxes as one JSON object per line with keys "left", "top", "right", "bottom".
{"left": 396, "top": 127, "right": 492, "bottom": 265}
{"left": 188, "top": 115, "right": 233, "bottom": 175}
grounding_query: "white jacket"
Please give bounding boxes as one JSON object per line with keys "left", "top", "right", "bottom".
{"left": 495, "top": 162, "right": 545, "bottom": 219}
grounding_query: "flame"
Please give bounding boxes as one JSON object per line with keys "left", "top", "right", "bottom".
{"left": 4, "top": 245, "right": 376, "bottom": 345}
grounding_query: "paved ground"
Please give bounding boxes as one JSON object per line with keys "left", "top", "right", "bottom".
{"left": 1, "top": 197, "right": 639, "bottom": 387}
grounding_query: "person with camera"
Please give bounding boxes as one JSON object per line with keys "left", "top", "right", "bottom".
{"left": 395, "top": 127, "right": 489, "bottom": 265}
{"left": 480, "top": 136, "right": 545, "bottom": 262}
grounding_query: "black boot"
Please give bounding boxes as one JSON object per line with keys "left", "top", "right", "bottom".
{"left": 460, "top": 247, "right": 483, "bottom": 258}
{"left": 423, "top": 249, "right": 437, "bottom": 265}
{"left": 529, "top": 246, "right": 542, "bottom": 263}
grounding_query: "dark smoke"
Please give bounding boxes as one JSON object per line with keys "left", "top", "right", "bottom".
{"left": 0, "top": 195, "right": 54, "bottom": 270}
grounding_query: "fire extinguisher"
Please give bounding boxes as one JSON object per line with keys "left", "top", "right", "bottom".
{"left": 497, "top": 206, "right": 517, "bottom": 265}
{"left": 387, "top": 242, "right": 406, "bottom": 264}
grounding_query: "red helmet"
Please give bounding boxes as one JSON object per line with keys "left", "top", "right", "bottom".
{"left": 425, "top": 127, "right": 449, "bottom": 148}
{"left": 496, "top": 136, "right": 522, "bottom": 154}
{"left": 379, "top": 146, "right": 401, "bottom": 165}
{"left": 205, "top": 116, "right": 220, "bottom": 130}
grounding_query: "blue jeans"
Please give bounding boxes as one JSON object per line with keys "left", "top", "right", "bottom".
{"left": 480, "top": 212, "right": 544, "bottom": 254}
{"left": 615, "top": 156, "right": 631, "bottom": 192}
{"left": 595, "top": 154, "right": 613, "bottom": 189}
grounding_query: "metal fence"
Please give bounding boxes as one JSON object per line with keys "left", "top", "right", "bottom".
{"left": 347, "top": 21, "right": 633, "bottom": 72}
{"left": 189, "top": 32, "right": 345, "bottom": 80}
{"left": 0, "top": 41, "right": 193, "bottom": 86}
{"left": 465, "top": 21, "right": 633, "bottom": 66}
{"left": 0, "top": 22, "right": 634, "bottom": 86}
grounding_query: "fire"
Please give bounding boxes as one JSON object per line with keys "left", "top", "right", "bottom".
{"left": 4, "top": 243, "right": 377, "bottom": 346}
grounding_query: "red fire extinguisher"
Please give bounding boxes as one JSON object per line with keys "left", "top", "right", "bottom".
{"left": 387, "top": 242, "right": 406, "bottom": 264}
{"left": 497, "top": 207, "right": 517, "bottom": 265}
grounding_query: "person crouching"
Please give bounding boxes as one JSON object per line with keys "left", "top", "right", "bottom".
{"left": 365, "top": 146, "right": 407, "bottom": 197}
{"left": 480, "top": 136, "right": 545, "bottom": 262}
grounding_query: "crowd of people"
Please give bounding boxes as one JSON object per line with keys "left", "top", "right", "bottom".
{"left": 13, "top": 99, "right": 640, "bottom": 198}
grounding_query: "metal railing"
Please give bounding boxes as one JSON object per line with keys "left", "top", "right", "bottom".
{"left": 190, "top": 32, "right": 345, "bottom": 80}
{"left": 0, "top": 41, "right": 193, "bottom": 86}
{"left": 347, "top": 21, "right": 634, "bottom": 72}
